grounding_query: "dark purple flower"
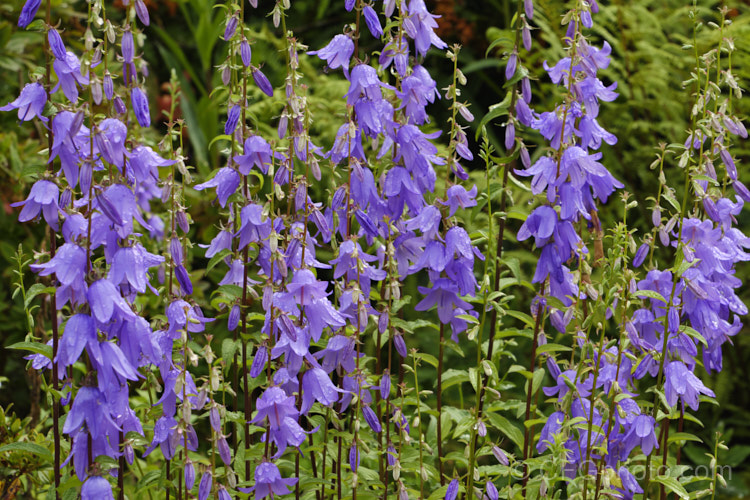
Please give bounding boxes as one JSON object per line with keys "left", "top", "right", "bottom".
{"left": 506, "top": 52, "right": 517, "bottom": 80}
{"left": 250, "top": 345, "right": 268, "bottom": 378}
{"left": 18, "top": 0, "right": 41, "bottom": 28}
{"left": 363, "top": 405, "right": 382, "bottom": 433}
{"left": 240, "top": 40, "right": 253, "bottom": 67}
{"left": 225, "top": 104, "right": 241, "bottom": 135}
{"left": 252, "top": 68, "right": 274, "bottom": 97}
{"left": 122, "top": 30, "right": 134, "bottom": 63}
{"left": 175, "top": 264, "right": 193, "bottom": 295}
{"left": 224, "top": 16, "right": 238, "bottom": 41}
{"left": 349, "top": 443, "right": 360, "bottom": 472}
{"left": 1, "top": 83, "right": 47, "bottom": 122}
{"left": 135, "top": 0, "right": 150, "bottom": 25}
{"left": 363, "top": 5, "right": 383, "bottom": 37}
{"left": 198, "top": 471, "right": 212, "bottom": 500}
{"left": 48, "top": 29, "right": 67, "bottom": 60}
{"left": 131, "top": 87, "right": 151, "bottom": 127}
{"left": 633, "top": 242, "right": 649, "bottom": 267}
{"left": 486, "top": 481, "right": 499, "bottom": 500}
{"left": 445, "top": 478, "right": 459, "bottom": 500}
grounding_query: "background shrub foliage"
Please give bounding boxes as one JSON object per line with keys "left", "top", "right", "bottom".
{"left": 0, "top": 0, "right": 749, "bottom": 498}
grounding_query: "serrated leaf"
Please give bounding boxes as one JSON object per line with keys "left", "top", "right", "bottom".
{"left": 667, "top": 432, "right": 702, "bottom": 444}
{"left": 25, "top": 284, "right": 55, "bottom": 309}
{"left": 222, "top": 338, "right": 238, "bottom": 363}
{"left": 536, "top": 343, "right": 572, "bottom": 355}
{"left": 476, "top": 92, "right": 512, "bottom": 141}
{"left": 485, "top": 412, "right": 524, "bottom": 451}
{"left": 651, "top": 475, "right": 689, "bottom": 499}
{"left": 0, "top": 442, "right": 52, "bottom": 460}
{"left": 8, "top": 341, "right": 52, "bottom": 359}
{"left": 634, "top": 290, "right": 668, "bottom": 303}
{"left": 412, "top": 352, "right": 438, "bottom": 368}
{"left": 207, "top": 248, "right": 232, "bottom": 272}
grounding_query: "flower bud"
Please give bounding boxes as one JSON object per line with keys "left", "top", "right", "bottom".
{"left": 241, "top": 40, "right": 252, "bottom": 67}
{"left": 224, "top": 16, "right": 238, "bottom": 40}
{"left": 122, "top": 30, "right": 134, "bottom": 63}
{"left": 103, "top": 72, "right": 113, "bottom": 101}
{"left": 250, "top": 344, "right": 267, "bottom": 378}
{"left": 114, "top": 96, "right": 127, "bottom": 114}
{"left": 198, "top": 472, "right": 212, "bottom": 500}
{"left": 176, "top": 210, "right": 190, "bottom": 233}
{"left": 184, "top": 460, "right": 195, "bottom": 490}
{"left": 135, "top": 0, "right": 150, "bottom": 26}
{"left": 227, "top": 304, "right": 240, "bottom": 331}
{"left": 48, "top": 29, "right": 66, "bottom": 60}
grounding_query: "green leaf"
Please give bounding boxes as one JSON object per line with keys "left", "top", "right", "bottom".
{"left": 222, "top": 338, "right": 238, "bottom": 363}
{"left": 485, "top": 412, "right": 524, "bottom": 451}
{"left": 476, "top": 91, "right": 512, "bottom": 141}
{"left": 667, "top": 432, "right": 702, "bottom": 444}
{"left": 412, "top": 352, "right": 438, "bottom": 368}
{"left": 531, "top": 368, "right": 545, "bottom": 396}
{"left": 208, "top": 134, "right": 233, "bottom": 150}
{"left": 207, "top": 248, "right": 232, "bottom": 273}
{"left": 0, "top": 442, "right": 52, "bottom": 460}
{"left": 536, "top": 343, "right": 572, "bottom": 355}
{"left": 634, "top": 289, "right": 668, "bottom": 303}
{"left": 8, "top": 341, "right": 53, "bottom": 359}
{"left": 651, "top": 475, "right": 689, "bottom": 499}
{"left": 25, "top": 283, "right": 55, "bottom": 309}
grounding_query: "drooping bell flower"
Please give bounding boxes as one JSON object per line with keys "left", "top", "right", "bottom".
{"left": 195, "top": 167, "right": 240, "bottom": 207}
{"left": 12, "top": 179, "right": 60, "bottom": 229}
{"left": 238, "top": 462, "right": 297, "bottom": 498}
{"left": 81, "top": 476, "right": 114, "bottom": 500}
{"left": 308, "top": 34, "right": 354, "bottom": 77}
{"left": 0, "top": 82, "right": 47, "bottom": 122}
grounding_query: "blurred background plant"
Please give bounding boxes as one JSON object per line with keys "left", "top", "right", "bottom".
{"left": 1, "top": 0, "right": 749, "bottom": 497}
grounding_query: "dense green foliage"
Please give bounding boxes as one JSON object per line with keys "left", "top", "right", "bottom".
{"left": 1, "top": 0, "right": 750, "bottom": 498}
